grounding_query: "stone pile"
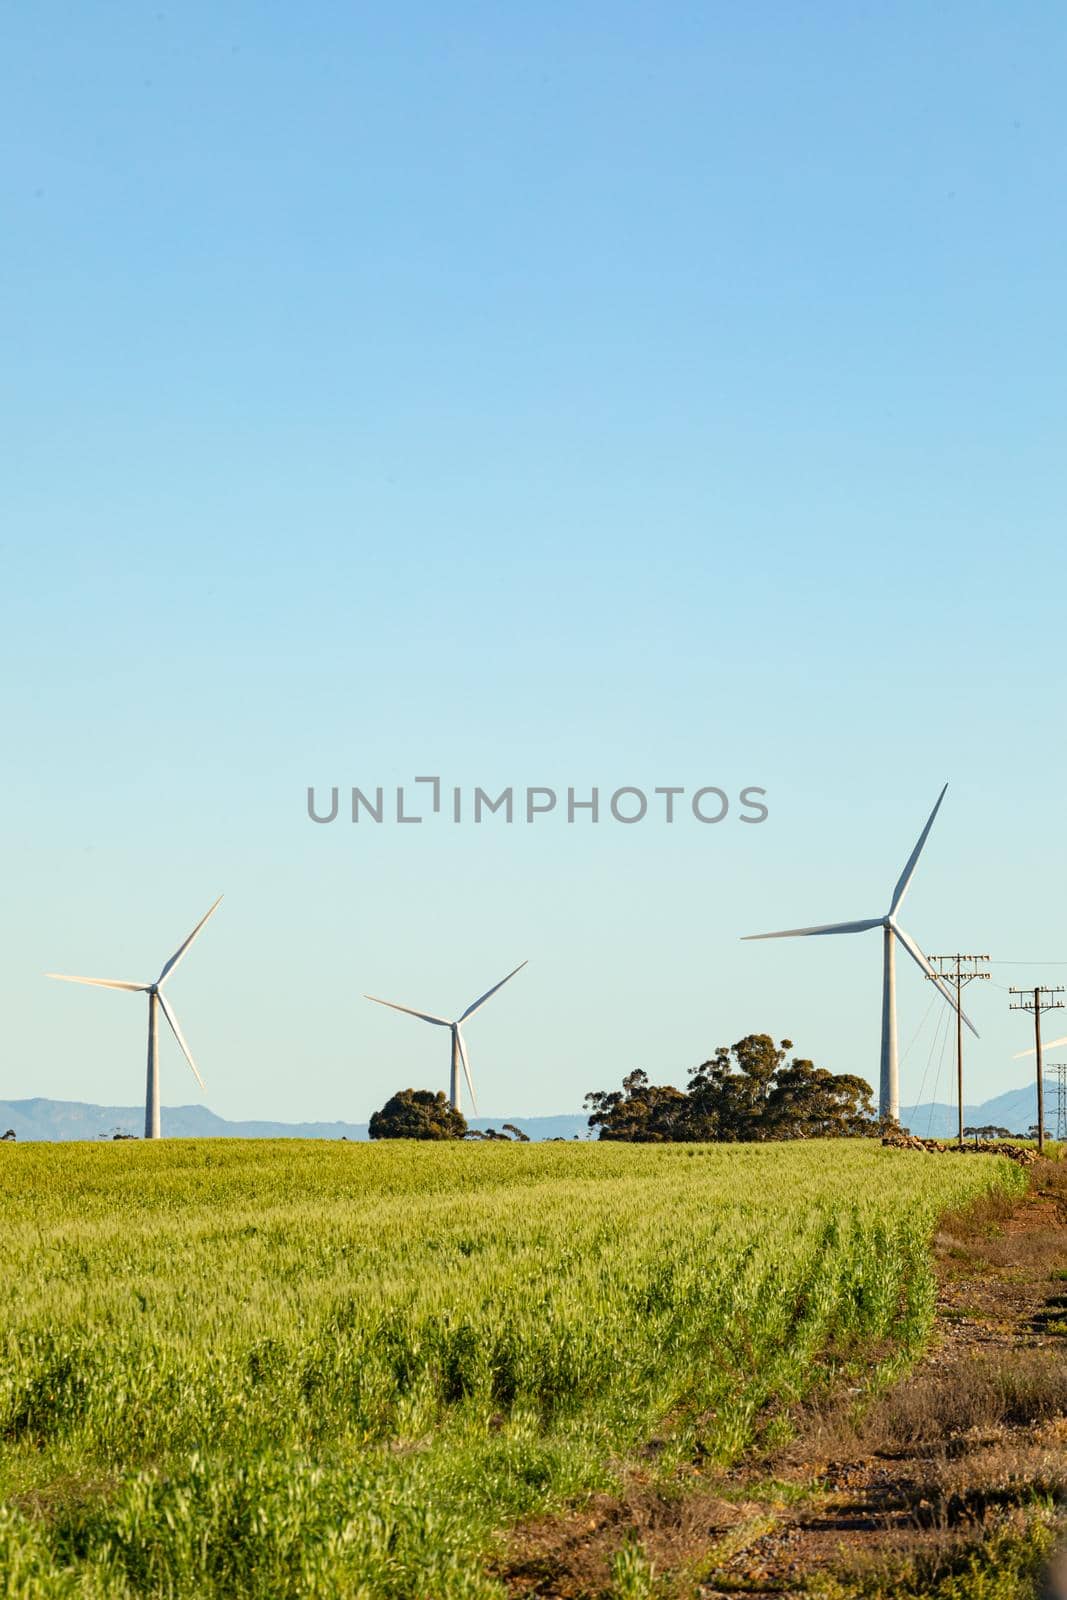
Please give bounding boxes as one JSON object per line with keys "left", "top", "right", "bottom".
{"left": 880, "top": 1128, "right": 1041, "bottom": 1166}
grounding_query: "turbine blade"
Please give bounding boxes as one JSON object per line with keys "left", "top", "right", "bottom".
{"left": 1013, "top": 1035, "right": 1067, "bottom": 1060}
{"left": 157, "top": 896, "right": 223, "bottom": 986}
{"left": 45, "top": 974, "right": 148, "bottom": 991}
{"left": 889, "top": 785, "right": 948, "bottom": 916}
{"left": 456, "top": 1028, "right": 478, "bottom": 1115}
{"left": 364, "top": 995, "right": 451, "bottom": 1026}
{"left": 157, "top": 990, "right": 205, "bottom": 1090}
{"left": 458, "top": 960, "right": 528, "bottom": 1023}
{"left": 742, "top": 918, "right": 883, "bottom": 941}
{"left": 894, "top": 924, "right": 980, "bottom": 1038}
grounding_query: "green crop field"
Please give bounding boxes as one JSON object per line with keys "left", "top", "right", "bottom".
{"left": 0, "top": 1140, "right": 1024, "bottom": 1599}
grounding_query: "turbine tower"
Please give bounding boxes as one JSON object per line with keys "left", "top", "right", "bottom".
{"left": 365, "top": 961, "right": 527, "bottom": 1114}
{"left": 47, "top": 897, "right": 222, "bottom": 1139}
{"left": 742, "top": 786, "right": 975, "bottom": 1122}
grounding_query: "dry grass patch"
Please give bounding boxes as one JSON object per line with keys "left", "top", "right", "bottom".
{"left": 856, "top": 1349, "right": 1067, "bottom": 1447}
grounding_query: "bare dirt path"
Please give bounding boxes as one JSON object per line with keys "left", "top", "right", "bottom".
{"left": 498, "top": 1159, "right": 1067, "bottom": 1599}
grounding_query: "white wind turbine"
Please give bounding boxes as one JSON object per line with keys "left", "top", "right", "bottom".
{"left": 742, "top": 786, "right": 975, "bottom": 1121}
{"left": 47, "top": 897, "right": 222, "bottom": 1140}
{"left": 365, "top": 961, "right": 528, "bottom": 1114}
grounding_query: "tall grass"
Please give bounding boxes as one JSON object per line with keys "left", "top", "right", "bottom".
{"left": 0, "top": 1140, "right": 1023, "bottom": 1597}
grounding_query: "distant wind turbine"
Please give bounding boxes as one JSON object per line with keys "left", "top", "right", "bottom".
{"left": 742, "top": 786, "right": 975, "bottom": 1122}
{"left": 365, "top": 961, "right": 528, "bottom": 1114}
{"left": 47, "top": 897, "right": 222, "bottom": 1140}
{"left": 1013, "top": 1038, "right": 1067, "bottom": 1059}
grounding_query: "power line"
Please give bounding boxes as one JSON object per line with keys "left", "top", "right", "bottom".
{"left": 900, "top": 989, "right": 939, "bottom": 1068}
{"left": 913, "top": 996, "right": 951, "bottom": 1122}
{"left": 1009, "top": 986, "right": 1064, "bottom": 1155}
{"left": 926, "top": 1005, "right": 953, "bottom": 1140}
{"left": 927, "top": 955, "right": 990, "bottom": 1147}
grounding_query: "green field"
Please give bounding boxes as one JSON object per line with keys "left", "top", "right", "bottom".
{"left": 0, "top": 1140, "right": 1024, "bottom": 1598}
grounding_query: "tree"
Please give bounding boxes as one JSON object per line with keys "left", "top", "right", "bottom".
{"left": 464, "top": 1122, "right": 530, "bottom": 1142}
{"left": 762, "top": 1060, "right": 876, "bottom": 1139}
{"left": 686, "top": 1037, "right": 793, "bottom": 1140}
{"left": 369, "top": 1089, "right": 467, "bottom": 1141}
{"left": 586, "top": 1037, "right": 876, "bottom": 1143}
{"left": 585, "top": 1070, "right": 691, "bottom": 1141}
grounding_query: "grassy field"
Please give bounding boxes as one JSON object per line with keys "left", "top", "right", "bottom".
{"left": 0, "top": 1140, "right": 1026, "bottom": 1599}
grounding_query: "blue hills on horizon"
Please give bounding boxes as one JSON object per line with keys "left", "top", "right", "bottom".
{"left": 897, "top": 1080, "right": 1059, "bottom": 1140}
{"left": 0, "top": 1085, "right": 1058, "bottom": 1143}
{"left": 0, "top": 1098, "right": 592, "bottom": 1142}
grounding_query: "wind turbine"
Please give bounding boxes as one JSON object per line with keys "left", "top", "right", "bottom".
{"left": 47, "top": 897, "right": 222, "bottom": 1140}
{"left": 742, "top": 786, "right": 975, "bottom": 1122}
{"left": 365, "top": 961, "right": 527, "bottom": 1114}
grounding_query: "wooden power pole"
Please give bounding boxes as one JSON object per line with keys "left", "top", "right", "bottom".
{"left": 1009, "top": 986, "right": 1064, "bottom": 1154}
{"left": 926, "top": 955, "right": 989, "bottom": 1146}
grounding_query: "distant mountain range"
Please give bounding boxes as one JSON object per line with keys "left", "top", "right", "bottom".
{"left": 0, "top": 1098, "right": 592, "bottom": 1143}
{"left": 1, "top": 1085, "right": 1060, "bottom": 1143}
{"left": 898, "top": 1081, "right": 1060, "bottom": 1140}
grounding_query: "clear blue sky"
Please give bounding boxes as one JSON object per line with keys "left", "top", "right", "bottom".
{"left": 3, "top": 3, "right": 1066, "bottom": 1123}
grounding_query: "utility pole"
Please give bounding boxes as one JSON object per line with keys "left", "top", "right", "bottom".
{"left": 1051, "top": 1062, "right": 1067, "bottom": 1141}
{"left": 1009, "top": 986, "right": 1064, "bottom": 1154}
{"left": 927, "top": 955, "right": 990, "bottom": 1146}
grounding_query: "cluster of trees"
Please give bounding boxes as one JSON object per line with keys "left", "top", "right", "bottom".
{"left": 584, "top": 1035, "right": 876, "bottom": 1142}
{"left": 369, "top": 1036, "right": 877, "bottom": 1144}
{"left": 368, "top": 1089, "right": 528, "bottom": 1142}
{"left": 963, "top": 1124, "right": 1048, "bottom": 1144}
